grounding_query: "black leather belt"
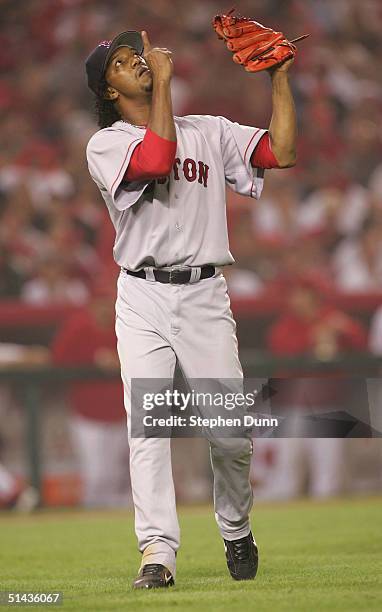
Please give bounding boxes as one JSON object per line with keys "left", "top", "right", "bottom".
{"left": 122, "top": 265, "right": 215, "bottom": 284}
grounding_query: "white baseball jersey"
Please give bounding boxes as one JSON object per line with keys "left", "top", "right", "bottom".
{"left": 86, "top": 115, "right": 266, "bottom": 270}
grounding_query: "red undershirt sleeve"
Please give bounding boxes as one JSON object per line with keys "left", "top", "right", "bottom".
{"left": 124, "top": 128, "right": 177, "bottom": 181}
{"left": 250, "top": 132, "right": 280, "bottom": 169}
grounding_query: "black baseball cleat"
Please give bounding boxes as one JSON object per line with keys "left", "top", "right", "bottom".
{"left": 224, "top": 532, "right": 259, "bottom": 581}
{"left": 132, "top": 563, "right": 175, "bottom": 589}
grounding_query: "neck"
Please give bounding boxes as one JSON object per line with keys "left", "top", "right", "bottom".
{"left": 118, "top": 97, "right": 151, "bottom": 127}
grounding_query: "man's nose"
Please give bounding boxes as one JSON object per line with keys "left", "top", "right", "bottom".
{"left": 131, "top": 54, "right": 141, "bottom": 68}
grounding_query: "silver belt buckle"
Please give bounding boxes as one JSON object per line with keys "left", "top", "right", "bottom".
{"left": 169, "top": 265, "right": 190, "bottom": 284}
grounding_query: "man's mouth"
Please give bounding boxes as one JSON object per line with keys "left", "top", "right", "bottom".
{"left": 137, "top": 65, "right": 149, "bottom": 78}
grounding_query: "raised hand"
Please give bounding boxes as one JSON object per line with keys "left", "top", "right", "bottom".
{"left": 141, "top": 30, "right": 173, "bottom": 83}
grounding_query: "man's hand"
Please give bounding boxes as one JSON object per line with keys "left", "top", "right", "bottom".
{"left": 268, "top": 57, "right": 294, "bottom": 77}
{"left": 141, "top": 30, "right": 173, "bottom": 83}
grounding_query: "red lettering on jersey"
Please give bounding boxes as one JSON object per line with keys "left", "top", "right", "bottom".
{"left": 197, "top": 161, "right": 209, "bottom": 188}
{"left": 173, "top": 158, "right": 181, "bottom": 181}
{"left": 183, "top": 158, "right": 197, "bottom": 182}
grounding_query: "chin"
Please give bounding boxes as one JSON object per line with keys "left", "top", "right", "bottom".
{"left": 143, "top": 80, "right": 153, "bottom": 93}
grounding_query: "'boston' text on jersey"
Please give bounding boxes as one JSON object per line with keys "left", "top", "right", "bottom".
{"left": 157, "top": 157, "right": 209, "bottom": 188}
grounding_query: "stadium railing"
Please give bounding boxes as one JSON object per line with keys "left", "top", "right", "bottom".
{"left": 1, "top": 352, "right": 381, "bottom": 502}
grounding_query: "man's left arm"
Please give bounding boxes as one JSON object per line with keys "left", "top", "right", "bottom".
{"left": 219, "top": 58, "right": 297, "bottom": 197}
{"left": 267, "top": 59, "right": 297, "bottom": 168}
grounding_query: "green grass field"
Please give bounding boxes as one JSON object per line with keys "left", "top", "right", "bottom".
{"left": 0, "top": 497, "right": 381, "bottom": 611}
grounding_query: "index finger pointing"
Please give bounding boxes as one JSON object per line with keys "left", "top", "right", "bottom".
{"left": 141, "top": 30, "right": 151, "bottom": 54}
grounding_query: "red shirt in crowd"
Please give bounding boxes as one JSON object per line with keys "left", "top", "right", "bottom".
{"left": 52, "top": 310, "right": 125, "bottom": 422}
{"left": 268, "top": 306, "right": 367, "bottom": 355}
{"left": 266, "top": 307, "right": 367, "bottom": 409}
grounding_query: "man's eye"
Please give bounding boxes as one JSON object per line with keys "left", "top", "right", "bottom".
{"left": 115, "top": 59, "right": 123, "bottom": 66}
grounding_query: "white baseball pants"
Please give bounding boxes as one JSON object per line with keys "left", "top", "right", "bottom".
{"left": 115, "top": 270, "right": 253, "bottom": 576}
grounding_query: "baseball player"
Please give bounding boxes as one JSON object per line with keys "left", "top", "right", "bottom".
{"left": 85, "top": 22, "right": 297, "bottom": 589}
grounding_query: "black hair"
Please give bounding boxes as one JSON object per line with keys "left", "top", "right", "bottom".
{"left": 94, "top": 78, "right": 121, "bottom": 129}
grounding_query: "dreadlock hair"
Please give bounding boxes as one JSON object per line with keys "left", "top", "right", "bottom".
{"left": 94, "top": 78, "right": 121, "bottom": 129}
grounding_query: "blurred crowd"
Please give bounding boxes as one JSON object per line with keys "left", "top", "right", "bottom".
{"left": 1, "top": 0, "right": 382, "bottom": 307}
{"left": 1, "top": 1, "right": 382, "bottom": 507}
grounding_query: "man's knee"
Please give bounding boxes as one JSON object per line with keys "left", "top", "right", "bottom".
{"left": 210, "top": 437, "right": 253, "bottom": 459}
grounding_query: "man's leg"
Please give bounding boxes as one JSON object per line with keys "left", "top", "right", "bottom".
{"left": 173, "top": 274, "right": 254, "bottom": 542}
{"left": 116, "top": 274, "right": 178, "bottom": 577}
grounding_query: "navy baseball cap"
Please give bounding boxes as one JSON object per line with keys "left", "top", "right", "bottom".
{"left": 85, "top": 31, "right": 144, "bottom": 95}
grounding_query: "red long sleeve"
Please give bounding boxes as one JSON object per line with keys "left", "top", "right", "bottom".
{"left": 52, "top": 311, "right": 125, "bottom": 422}
{"left": 251, "top": 133, "right": 280, "bottom": 169}
{"left": 124, "top": 128, "right": 177, "bottom": 181}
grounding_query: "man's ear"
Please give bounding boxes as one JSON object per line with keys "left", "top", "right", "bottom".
{"left": 104, "top": 86, "right": 119, "bottom": 101}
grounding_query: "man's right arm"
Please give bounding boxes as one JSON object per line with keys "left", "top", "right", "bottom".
{"left": 125, "top": 130, "right": 176, "bottom": 181}
{"left": 142, "top": 30, "right": 176, "bottom": 143}
{"left": 124, "top": 31, "right": 176, "bottom": 181}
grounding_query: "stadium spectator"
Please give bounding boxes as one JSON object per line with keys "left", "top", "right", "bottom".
{"left": 0, "top": 245, "right": 24, "bottom": 299}
{"left": 0, "top": 342, "right": 49, "bottom": 511}
{"left": 268, "top": 277, "right": 367, "bottom": 359}
{"left": 332, "top": 219, "right": 382, "bottom": 293}
{"left": 0, "top": 462, "right": 39, "bottom": 512}
{"left": 51, "top": 280, "right": 129, "bottom": 507}
{"left": 369, "top": 305, "right": 382, "bottom": 356}
{"left": 225, "top": 209, "right": 264, "bottom": 297}
{"left": 21, "top": 254, "right": 89, "bottom": 306}
{"left": 262, "top": 277, "right": 367, "bottom": 499}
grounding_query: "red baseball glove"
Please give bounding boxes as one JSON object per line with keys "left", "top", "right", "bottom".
{"left": 213, "top": 9, "right": 308, "bottom": 73}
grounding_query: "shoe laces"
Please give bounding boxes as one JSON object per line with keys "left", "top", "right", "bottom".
{"left": 142, "top": 564, "right": 163, "bottom": 576}
{"left": 229, "top": 536, "right": 252, "bottom": 561}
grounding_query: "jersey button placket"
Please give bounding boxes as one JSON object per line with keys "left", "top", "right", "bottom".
{"left": 174, "top": 189, "right": 185, "bottom": 261}
{"left": 169, "top": 186, "right": 183, "bottom": 263}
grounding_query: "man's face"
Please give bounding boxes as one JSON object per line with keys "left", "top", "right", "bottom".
{"left": 288, "top": 286, "right": 320, "bottom": 319}
{"left": 104, "top": 46, "right": 152, "bottom": 100}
